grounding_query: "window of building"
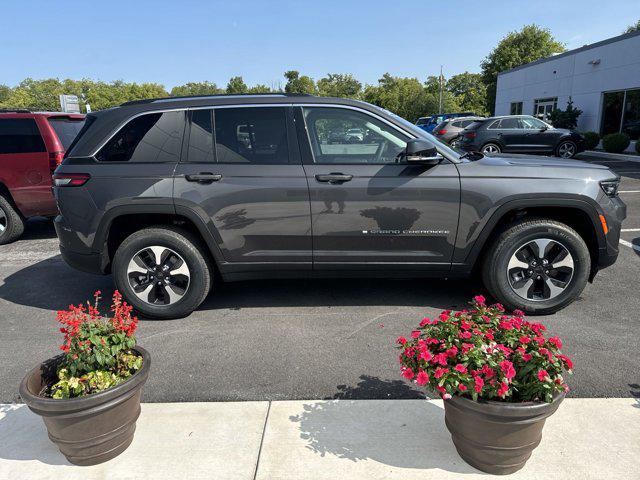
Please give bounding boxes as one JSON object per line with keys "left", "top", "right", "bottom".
{"left": 302, "top": 107, "right": 408, "bottom": 164}
{"left": 0, "top": 118, "right": 46, "bottom": 154}
{"left": 622, "top": 89, "right": 640, "bottom": 140}
{"left": 601, "top": 89, "right": 640, "bottom": 140}
{"left": 96, "top": 111, "right": 184, "bottom": 162}
{"left": 510, "top": 102, "right": 523, "bottom": 115}
{"left": 214, "top": 107, "right": 289, "bottom": 164}
{"left": 533, "top": 98, "right": 557, "bottom": 121}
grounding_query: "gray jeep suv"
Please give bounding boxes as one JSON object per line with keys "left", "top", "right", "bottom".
{"left": 53, "top": 94, "right": 626, "bottom": 319}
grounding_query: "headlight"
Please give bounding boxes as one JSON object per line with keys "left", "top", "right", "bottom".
{"left": 600, "top": 178, "right": 620, "bottom": 197}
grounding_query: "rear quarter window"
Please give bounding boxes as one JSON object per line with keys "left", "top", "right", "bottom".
{"left": 0, "top": 118, "right": 46, "bottom": 154}
{"left": 47, "top": 117, "right": 85, "bottom": 150}
{"left": 96, "top": 111, "right": 185, "bottom": 163}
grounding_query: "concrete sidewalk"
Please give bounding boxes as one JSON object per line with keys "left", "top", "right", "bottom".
{"left": 1, "top": 399, "right": 639, "bottom": 479}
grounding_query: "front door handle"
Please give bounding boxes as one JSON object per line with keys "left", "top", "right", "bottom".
{"left": 185, "top": 173, "right": 222, "bottom": 184}
{"left": 315, "top": 173, "right": 353, "bottom": 184}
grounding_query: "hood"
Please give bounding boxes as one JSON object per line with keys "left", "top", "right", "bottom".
{"left": 476, "top": 154, "right": 610, "bottom": 171}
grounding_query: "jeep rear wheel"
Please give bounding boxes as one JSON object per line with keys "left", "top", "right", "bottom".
{"left": 0, "top": 195, "right": 25, "bottom": 245}
{"left": 113, "top": 227, "right": 212, "bottom": 319}
{"left": 481, "top": 219, "right": 590, "bottom": 315}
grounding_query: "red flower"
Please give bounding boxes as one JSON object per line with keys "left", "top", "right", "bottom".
{"left": 402, "top": 368, "right": 415, "bottom": 380}
{"left": 434, "top": 353, "right": 448, "bottom": 366}
{"left": 411, "top": 330, "right": 421, "bottom": 339}
{"left": 500, "top": 360, "right": 516, "bottom": 380}
{"left": 548, "top": 336, "right": 563, "bottom": 349}
{"left": 537, "top": 369, "right": 550, "bottom": 382}
{"left": 473, "top": 375, "right": 484, "bottom": 393}
{"left": 473, "top": 295, "right": 486, "bottom": 306}
{"left": 416, "top": 370, "right": 429, "bottom": 386}
{"left": 557, "top": 354, "right": 574, "bottom": 370}
{"left": 418, "top": 348, "right": 432, "bottom": 362}
{"left": 499, "top": 320, "right": 514, "bottom": 330}
{"left": 419, "top": 317, "right": 431, "bottom": 327}
{"left": 459, "top": 331, "right": 472, "bottom": 340}
{"left": 522, "top": 353, "right": 533, "bottom": 362}
{"left": 481, "top": 365, "right": 496, "bottom": 379}
{"left": 454, "top": 364, "right": 468, "bottom": 374}
{"left": 497, "top": 382, "right": 509, "bottom": 397}
{"left": 519, "top": 335, "right": 531, "bottom": 344}
{"left": 396, "top": 336, "right": 407, "bottom": 345}
{"left": 460, "top": 320, "right": 471, "bottom": 330}
{"left": 445, "top": 346, "right": 458, "bottom": 358}
{"left": 434, "top": 367, "right": 449, "bottom": 379}
{"left": 461, "top": 343, "right": 474, "bottom": 353}
{"left": 458, "top": 384, "right": 468, "bottom": 392}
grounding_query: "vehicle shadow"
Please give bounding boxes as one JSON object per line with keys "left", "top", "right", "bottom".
{"left": 21, "top": 217, "right": 57, "bottom": 240}
{"left": 288, "top": 376, "right": 477, "bottom": 473}
{"left": 0, "top": 404, "right": 70, "bottom": 465}
{"left": 0, "top": 256, "right": 480, "bottom": 313}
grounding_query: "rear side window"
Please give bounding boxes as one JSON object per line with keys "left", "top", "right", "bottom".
{"left": 0, "top": 118, "right": 46, "bottom": 154}
{"left": 96, "top": 111, "right": 185, "bottom": 163}
{"left": 47, "top": 118, "right": 85, "bottom": 150}
{"left": 214, "top": 107, "right": 289, "bottom": 164}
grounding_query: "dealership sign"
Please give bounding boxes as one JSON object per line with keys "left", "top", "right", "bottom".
{"left": 59, "top": 94, "right": 81, "bottom": 113}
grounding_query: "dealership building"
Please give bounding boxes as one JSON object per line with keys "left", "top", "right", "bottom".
{"left": 494, "top": 30, "right": 640, "bottom": 140}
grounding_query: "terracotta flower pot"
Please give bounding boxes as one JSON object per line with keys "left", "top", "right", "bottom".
{"left": 19, "top": 346, "right": 150, "bottom": 466}
{"left": 444, "top": 392, "right": 565, "bottom": 475}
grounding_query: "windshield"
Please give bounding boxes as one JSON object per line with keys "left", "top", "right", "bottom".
{"left": 373, "top": 106, "right": 462, "bottom": 159}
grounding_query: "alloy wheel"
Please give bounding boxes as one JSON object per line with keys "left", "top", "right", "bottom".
{"left": 558, "top": 142, "right": 576, "bottom": 158}
{"left": 506, "top": 238, "right": 574, "bottom": 301}
{"left": 127, "top": 246, "right": 190, "bottom": 305}
{"left": 482, "top": 144, "right": 500, "bottom": 154}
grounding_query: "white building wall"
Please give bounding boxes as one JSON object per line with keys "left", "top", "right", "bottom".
{"left": 495, "top": 32, "right": 640, "bottom": 133}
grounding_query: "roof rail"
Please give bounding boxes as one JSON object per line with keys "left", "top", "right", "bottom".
{"left": 120, "top": 92, "right": 314, "bottom": 107}
{"left": 0, "top": 108, "right": 32, "bottom": 113}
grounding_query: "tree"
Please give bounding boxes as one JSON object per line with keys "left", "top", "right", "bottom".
{"left": 225, "top": 76, "right": 248, "bottom": 94}
{"left": 284, "top": 70, "right": 316, "bottom": 94}
{"left": 481, "top": 25, "right": 565, "bottom": 114}
{"left": 170, "top": 81, "right": 223, "bottom": 97}
{"left": 423, "top": 75, "right": 462, "bottom": 115}
{"left": 0, "top": 84, "right": 10, "bottom": 105}
{"left": 446, "top": 72, "right": 488, "bottom": 115}
{"left": 362, "top": 74, "right": 436, "bottom": 122}
{"left": 247, "top": 84, "right": 274, "bottom": 93}
{"left": 317, "top": 73, "right": 362, "bottom": 98}
{"left": 624, "top": 20, "right": 640, "bottom": 33}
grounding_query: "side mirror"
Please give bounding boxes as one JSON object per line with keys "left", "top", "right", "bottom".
{"left": 403, "top": 139, "right": 443, "bottom": 165}
{"left": 539, "top": 126, "right": 548, "bottom": 132}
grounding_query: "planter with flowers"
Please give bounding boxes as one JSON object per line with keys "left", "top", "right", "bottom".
{"left": 397, "top": 295, "right": 572, "bottom": 475}
{"left": 19, "top": 291, "right": 150, "bottom": 466}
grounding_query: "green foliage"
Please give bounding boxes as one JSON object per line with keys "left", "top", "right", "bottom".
{"left": 317, "top": 73, "right": 362, "bottom": 98}
{"left": 602, "top": 133, "right": 631, "bottom": 153}
{"left": 624, "top": 19, "right": 640, "bottom": 33}
{"left": 284, "top": 70, "right": 317, "bottom": 94}
{"left": 548, "top": 97, "right": 582, "bottom": 129}
{"left": 225, "top": 76, "right": 249, "bottom": 94}
{"left": 583, "top": 131, "right": 600, "bottom": 150}
{"left": 170, "top": 81, "right": 223, "bottom": 97}
{"left": 362, "top": 74, "right": 429, "bottom": 123}
{"left": 446, "top": 72, "right": 488, "bottom": 115}
{"left": 481, "top": 25, "right": 565, "bottom": 114}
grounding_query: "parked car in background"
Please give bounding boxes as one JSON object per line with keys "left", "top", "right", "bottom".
{"left": 433, "top": 116, "right": 485, "bottom": 145}
{"left": 53, "top": 94, "right": 624, "bottom": 319}
{"left": 344, "top": 128, "right": 364, "bottom": 143}
{"left": 416, "top": 112, "right": 475, "bottom": 133}
{"left": 458, "top": 115, "right": 585, "bottom": 158}
{"left": 0, "top": 110, "right": 85, "bottom": 244}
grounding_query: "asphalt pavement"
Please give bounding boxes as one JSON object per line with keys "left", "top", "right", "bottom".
{"left": 0, "top": 153, "right": 638, "bottom": 403}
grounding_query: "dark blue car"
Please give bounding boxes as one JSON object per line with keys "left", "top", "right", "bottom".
{"left": 416, "top": 112, "right": 475, "bottom": 133}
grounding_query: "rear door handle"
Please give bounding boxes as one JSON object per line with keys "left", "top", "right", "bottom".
{"left": 315, "top": 173, "right": 353, "bottom": 184}
{"left": 185, "top": 173, "right": 222, "bottom": 184}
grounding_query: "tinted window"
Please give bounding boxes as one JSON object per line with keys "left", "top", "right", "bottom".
{"left": 214, "top": 107, "right": 289, "bottom": 164}
{"left": 96, "top": 111, "right": 184, "bottom": 163}
{"left": 0, "top": 118, "right": 45, "bottom": 154}
{"left": 499, "top": 118, "right": 519, "bottom": 129}
{"left": 519, "top": 117, "right": 547, "bottom": 129}
{"left": 303, "top": 107, "right": 408, "bottom": 164}
{"left": 487, "top": 120, "right": 502, "bottom": 129}
{"left": 47, "top": 118, "right": 85, "bottom": 150}
{"left": 458, "top": 120, "right": 475, "bottom": 128}
{"left": 188, "top": 109, "right": 214, "bottom": 163}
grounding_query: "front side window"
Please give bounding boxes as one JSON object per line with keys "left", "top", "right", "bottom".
{"left": 214, "top": 107, "right": 289, "bottom": 164}
{"left": 519, "top": 117, "right": 548, "bottom": 130}
{"left": 303, "top": 107, "right": 409, "bottom": 164}
{"left": 96, "top": 111, "right": 184, "bottom": 162}
{"left": 0, "top": 118, "right": 45, "bottom": 154}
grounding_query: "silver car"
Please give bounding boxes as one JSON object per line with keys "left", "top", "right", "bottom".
{"left": 433, "top": 116, "right": 485, "bottom": 145}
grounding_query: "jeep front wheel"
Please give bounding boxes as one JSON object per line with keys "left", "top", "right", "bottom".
{"left": 112, "top": 226, "right": 212, "bottom": 319}
{"left": 482, "top": 219, "right": 590, "bottom": 315}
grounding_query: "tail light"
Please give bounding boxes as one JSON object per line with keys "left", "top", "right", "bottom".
{"left": 49, "top": 150, "right": 64, "bottom": 173}
{"left": 53, "top": 173, "right": 91, "bottom": 187}
{"left": 464, "top": 131, "right": 477, "bottom": 139}
{"left": 437, "top": 129, "right": 447, "bottom": 135}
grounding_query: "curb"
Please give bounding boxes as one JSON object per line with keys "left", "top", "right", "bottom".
{"left": 579, "top": 150, "right": 640, "bottom": 163}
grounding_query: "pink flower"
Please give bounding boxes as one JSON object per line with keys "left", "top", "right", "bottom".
{"left": 473, "top": 376, "right": 484, "bottom": 393}
{"left": 519, "top": 335, "right": 531, "bottom": 344}
{"left": 403, "top": 347, "right": 416, "bottom": 358}
{"left": 513, "top": 309, "right": 525, "bottom": 316}
{"left": 416, "top": 370, "right": 429, "bottom": 386}
{"left": 418, "top": 349, "right": 432, "bottom": 362}
{"left": 443, "top": 393, "right": 452, "bottom": 400}
{"left": 445, "top": 346, "right": 458, "bottom": 358}
{"left": 557, "top": 353, "right": 574, "bottom": 370}
{"left": 434, "top": 353, "right": 448, "bottom": 366}
{"left": 481, "top": 315, "right": 491, "bottom": 323}
{"left": 460, "top": 320, "right": 471, "bottom": 330}
{"left": 419, "top": 317, "right": 431, "bottom": 327}
{"left": 458, "top": 384, "right": 468, "bottom": 392}
{"left": 474, "top": 295, "right": 486, "bottom": 306}
{"left": 411, "top": 330, "right": 421, "bottom": 339}
{"left": 434, "top": 367, "right": 449, "bottom": 379}
{"left": 497, "top": 382, "right": 509, "bottom": 397}
{"left": 500, "top": 360, "right": 516, "bottom": 380}
{"left": 548, "top": 336, "right": 563, "bottom": 349}
{"left": 461, "top": 343, "right": 474, "bottom": 353}
{"left": 481, "top": 365, "right": 496, "bottom": 379}
{"left": 539, "top": 347, "right": 554, "bottom": 361}
{"left": 396, "top": 336, "right": 407, "bottom": 345}
{"left": 459, "top": 331, "right": 472, "bottom": 340}
{"left": 454, "top": 364, "right": 468, "bottom": 374}
{"left": 537, "top": 369, "right": 550, "bottom": 382}
{"left": 439, "top": 311, "right": 450, "bottom": 322}
{"left": 522, "top": 353, "right": 533, "bottom": 362}
{"left": 495, "top": 303, "right": 505, "bottom": 312}
{"left": 402, "top": 368, "right": 415, "bottom": 380}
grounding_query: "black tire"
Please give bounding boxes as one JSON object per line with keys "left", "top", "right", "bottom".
{"left": 481, "top": 143, "right": 501, "bottom": 155}
{"left": 555, "top": 140, "right": 577, "bottom": 158}
{"left": 0, "top": 195, "right": 25, "bottom": 245}
{"left": 112, "top": 226, "right": 212, "bottom": 319}
{"left": 481, "top": 219, "right": 590, "bottom": 315}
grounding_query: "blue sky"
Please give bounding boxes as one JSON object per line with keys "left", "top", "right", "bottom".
{"left": 2, "top": 0, "right": 637, "bottom": 89}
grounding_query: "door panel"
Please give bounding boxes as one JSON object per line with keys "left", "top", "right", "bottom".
{"left": 174, "top": 106, "right": 312, "bottom": 266}
{"left": 297, "top": 106, "right": 460, "bottom": 269}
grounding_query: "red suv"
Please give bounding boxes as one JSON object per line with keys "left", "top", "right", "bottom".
{"left": 0, "top": 110, "right": 85, "bottom": 244}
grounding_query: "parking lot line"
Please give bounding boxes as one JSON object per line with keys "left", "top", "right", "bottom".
{"left": 619, "top": 190, "right": 640, "bottom": 193}
{"left": 622, "top": 228, "right": 640, "bottom": 232}
{"left": 620, "top": 239, "right": 640, "bottom": 252}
